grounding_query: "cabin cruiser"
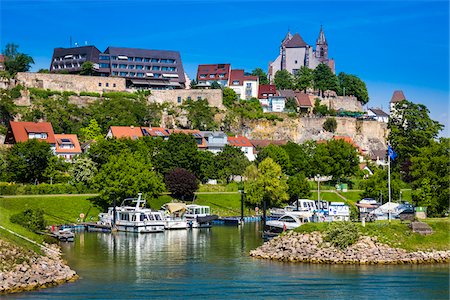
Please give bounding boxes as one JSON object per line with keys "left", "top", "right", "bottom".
{"left": 265, "top": 212, "right": 313, "bottom": 234}
{"left": 270, "top": 199, "right": 327, "bottom": 218}
{"left": 98, "top": 193, "right": 165, "bottom": 233}
{"left": 160, "top": 203, "right": 188, "bottom": 230}
{"left": 185, "top": 204, "right": 218, "bottom": 228}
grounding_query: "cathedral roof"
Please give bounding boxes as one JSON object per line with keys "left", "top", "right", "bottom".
{"left": 390, "top": 90, "right": 406, "bottom": 103}
{"left": 285, "top": 33, "right": 308, "bottom": 48}
{"left": 316, "top": 25, "right": 327, "bottom": 45}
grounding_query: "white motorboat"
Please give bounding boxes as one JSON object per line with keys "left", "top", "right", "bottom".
{"left": 160, "top": 203, "right": 188, "bottom": 230}
{"left": 185, "top": 204, "right": 218, "bottom": 228}
{"left": 98, "top": 193, "right": 165, "bottom": 233}
{"left": 265, "top": 212, "right": 312, "bottom": 234}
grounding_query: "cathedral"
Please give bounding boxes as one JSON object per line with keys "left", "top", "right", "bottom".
{"left": 268, "top": 26, "right": 335, "bottom": 82}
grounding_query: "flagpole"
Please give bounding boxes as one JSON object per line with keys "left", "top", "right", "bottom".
{"left": 388, "top": 148, "right": 391, "bottom": 223}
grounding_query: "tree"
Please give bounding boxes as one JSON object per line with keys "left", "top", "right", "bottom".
{"left": 245, "top": 158, "right": 289, "bottom": 207}
{"left": 210, "top": 81, "right": 222, "bottom": 89}
{"left": 92, "top": 152, "right": 165, "bottom": 206}
{"left": 2, "top": 43, "right": 34, "bottom": 75}
{"left": 312, "top": 98, "right": 329, "bottom": 116}
{"left": 256, "top": 144, "right": 291, "bottom": 174}
{"left": 69, "top": 156, "right": 98, "bottom": 187}
{"left": 285, "top": 97, "right": 298, "bottom": 112}
{"left": 287, "top": 173, "right": 311, "bottom": 202}
{"left": 313, "top": 63, "right": 339, "bottom": 95}
{"left": 6, "top": 139, "right": 53, "bottom": 183}
{"left": 388, "top": 100, "right": 443, "bottom": 181}
{"left": 282, "top": 141, "right": 313, "bottom": 176}
{"left": 274, "top": 70, "right": 294, "bottom": 90}
{"left": 164, "top": 168, "right": 199, "bottom": 199}
{"left": 294, "top": 66, "right": 313, "bottom": 92}
{"left": 251, "top": 68, "right": 269, "bottom": 85}
{"left": 223, "top": 87, "right": 238, "bottom": 108}
{"left": 190, "top": 79, "right": 198, "bottom": 89}
{"left": 337, "top": 72, "right": 369, "bottom": 104}
{"left": 0, "top": 89, "right": 17, "bottom": 126}
{"left": 80, "top": 61, "right": 95, "bottom": 75}
{"left": 184, "top": 98, "right": 217, "bottom": 130}
{"left": 360, "top": 167, "right": 403, "bottom": 202}
{"left": 323, "top": 117, "right": 337, "bottom": 133}
{"left": 79, "top": 119, "right": 104, "bottom": 142}
{"left": 197, "top": 150, "right": 218, "bottom": 183}
{"left": 410, "top": 138, "right": 449, "bottom": 216}
{"left": 216, "top": 144, "right": 250, "bottom": 183}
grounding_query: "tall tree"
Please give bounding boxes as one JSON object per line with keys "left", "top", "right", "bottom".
{"left": 0, "top": 89, "right": 17, "bottom": 126}
{"left": 322, "top": 117, "right": 337, "bottom": 133}
{"left": 80, "top": 61, "right": 95, "bottom": 75}
{"left": 282, "top": 141, "right": 313, "bottom": 176}
{"left": 222, "top": 87, "right": 238, "bottom": 108}
{"left": 164, "top": 168, "right": 199, "bottom": 199}
{"left": 69, "top": 156, "right": 98, "bottom": 187}
{"left": 337, "top": 72, "right": 369, "bottom": 104}
{"left": 313, "top": 63, "right": 339, "bottom": 95}
{"left": 256, "top": 144, "right": 291, "bottom": 174}
{"left": 274, "top": 70, "right": 294, "bottom": 90}
{"left": 251, "top": 68, "right": 269, "bottom": 85}
{"left": 287, "top": 173, "right": 311, "bottom": 202}
{"left": 388, "top": 100, "right": 443, "bottom": 182}
{"left": 360, "top": 167, "right": 403, "bottom": 203}
{"left": 79, "top": 119, "right": 104, "bottom": 142}
{"left": 2, "top": 43, "right": 34, "bottom": 75}
{"left": 184, "top": 98, "right": 217, "bottom": 131}
{"left": 197, "top": 150, "right": 218, "bottom": 183}
{"left": 216, "top": 144, "right": 250, "bottom": 183}
{"left": 294, "top": 66, "right": 313, "bottom": 92}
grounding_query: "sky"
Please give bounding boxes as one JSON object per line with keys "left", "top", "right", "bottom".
{"left": 1, "top": 0, "right": 449, "bottom": 136}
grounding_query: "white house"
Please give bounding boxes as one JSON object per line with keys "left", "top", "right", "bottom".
{"left": 227, "top": 136, "right": 256, "bottom": 161}
{"left": 229, "top": 69, "right": 259, "bottom": 100}
{"left": 367, "top": 108, "right": 389, "bottom": 123}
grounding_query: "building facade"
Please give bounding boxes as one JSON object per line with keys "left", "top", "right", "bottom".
{"left": 228, "top": 69, "right": 259, "bottom": 100}
{"left": 50, "top": 46, "right": 186, "bottom": 89}
{"left": 268, "top": 26, "right": 335, "bottom": 82}
{"left": 196, "top": 64, "right": 231, "bottom": 87}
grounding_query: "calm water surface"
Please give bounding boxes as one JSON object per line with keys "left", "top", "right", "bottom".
{"left": 8, "top": 223, "right": 450, "bottom": 299}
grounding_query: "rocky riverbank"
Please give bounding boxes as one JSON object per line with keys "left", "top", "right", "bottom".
{"left": 250, "top": 231, "right": 450, "bottom": 264}
{"left": 0, "top": 239, "right": 78, "bottom": 294}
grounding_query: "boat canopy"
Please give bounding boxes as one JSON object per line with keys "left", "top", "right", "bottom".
{"left": 164, "top": 203, "right": 187, "bottom": 213}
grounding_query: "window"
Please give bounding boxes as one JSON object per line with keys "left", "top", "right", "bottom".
{"left": 119, "top": 64, "right": 127, "bottom": 69}
{"left": 129, "top": 72, "right": 136, "bottom": 76}
{"left": 106, "top": 83, "right": 109, "bottom": 87}
{"left": 112, "top": 64, "right": 118, "bottom": 68}
{"left": 136, "top": 65, "right": 143, "bottom": 70}
{"left": 209, "top": 74, "right": 215, "bottom": 78}
{"left": 113, "top": 83, "right": 116, "bottom": 87}
{"left": 160, "top": 59, "right": 168, "bottom": 63}
{"left": 187, "top": 96, "right": 191, "bottom": 100}
{"left": 200, "top": 74, "right": 206, "bottom": 78}
{"left": 99, "top": 55, "right": 110, "bottom": 60}
{"left": 197, "top": 96, "right": 202, "bottom": 100}
{"left": 144, "top": 58, "right": 150, "bottom": 62}
{"left": 135, "top": 57, "right": 143, "bottom": 62}
{"left": 145, "top": 66, "right": 151, "bottom": 70}
{"left": 99, "top": 63, "right": 109, "bottom": 68}
{"left": 294, "top": 60, "right": 298, "bottom": 64}
{"left": 151, "top": 58, "right": 159, "bottom": 62}
{"left": 128, "top": 65, "right": 135, "bottom": 69}
{"left": 152, "top": 66, "right": 160, "bottom": 71}
{"left": 161, "top": 66, "right": 169, "bottom": 71}
{"left": 137, "top": 73, "right": 144, "bottom": 77}
{"left": 232, "top": 80, "right": 239, "bottom": 85}
{"left": 219, "top": 74, "right": 224, "bottom": 78}
{"left": 28, "top": 132, "right": 47, "bottom": 139}
{"left": 98, "top": 83, "right": 102, "bottom": 87}
{"left": 119, "top": 72, "right": 127, "bottom": 76}
{"left": 128, "top": 57, "right": 134, "bottom": 61}
{"left": 246, "top": 83, "right": 252, "bottom": 88}
{"left": 177, "top": 96, "right": 182, "bottom": 103}
{"left": 153, "top": 73, "right": 161, "bottom": 78}
{"left": 111, "top": 56, "right": 117, "bottom": 60}
{"left": 112, "top": 71, "right": 118, "bottom": 76}
{"left": 169, "top": 67, "right": 176, "bottom": 71}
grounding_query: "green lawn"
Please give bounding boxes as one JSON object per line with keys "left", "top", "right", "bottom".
{"left": 295, "top": 218, "right": 450, "bottom": 251}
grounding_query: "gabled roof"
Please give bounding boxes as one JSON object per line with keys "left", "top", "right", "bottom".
{"left": 285, "top": 33, "right": 308, "bottom": 48}
{"left": 229, "top": 69, "right": 258, "bottom": 85}
{"left": 54, "top": 134, "right": 81, "bottom": 154}
{"left": 368, "top": 108, "right": 389, "bottom": 117}
{"left": 250, "top": 139, "right": 287, "bottom": 148}
{"left": 258, "top": 84, "right": 277, "bottom": 99}
{"left": 5, "top": 121, "right": 56, "bottom": 144}
{"left": 278, "top": 89, "right": 296, "bottom": 98}
{"left": 228, "top": 136, "right": 253, "bottom": 148}
{"left": 295, "top": 92, "right": 313, "bottom": 107}
{"left": 109, "top": 126, "right": 143, "bottom": 139}
{"left": 196, "top": 64, "right": 231, "bottom": 82}
{"left": 141, "top": 127, "right": 170, "bottom": 137}
{"left": 170, "top": 129, "right": 207, "bottom": 148}
{"left": 390, "top": 90, "right": 406, "bottom": 103}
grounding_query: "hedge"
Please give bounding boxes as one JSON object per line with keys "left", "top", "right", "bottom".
{"left": 0, "top": 182, "right": 95, "bottom": 195}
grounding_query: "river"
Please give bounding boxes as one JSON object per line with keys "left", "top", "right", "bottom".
{"left": 8, "top": 223, "right": 449, "bottom": 299}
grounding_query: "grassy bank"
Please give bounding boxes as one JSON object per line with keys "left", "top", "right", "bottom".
{"left": 295, "top": 218, "right": 450, "bottom": 251}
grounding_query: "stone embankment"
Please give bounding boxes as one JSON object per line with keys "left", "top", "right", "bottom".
{"left": 250, "top": 231, "right": 450, "bottom": 264}
{"left": 0, "top": 239, "right": 78, "bottom": 294}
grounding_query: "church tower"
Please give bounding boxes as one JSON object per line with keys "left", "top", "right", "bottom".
{"left": 315, "top": 25, "right": 328, "bottom": 62}
{"left": 280, "top": 31, "right": 292, "bottom": 70}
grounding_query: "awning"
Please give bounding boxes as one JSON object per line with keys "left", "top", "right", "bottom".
{"left": 163, "top": 73, "right": 179, "bottom": 78}
{"left": 164, "top": 203, "right": 187, "bottom": 213}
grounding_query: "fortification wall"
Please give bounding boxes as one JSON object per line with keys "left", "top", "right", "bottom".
{"left": 320, "top": 96, "right": 363, "bottom": 112}
{"left": 148, "top": 89, "right": 224, "bottom": 109}
{"left": 15, "top": 72, "right": 126, "bottom": 93}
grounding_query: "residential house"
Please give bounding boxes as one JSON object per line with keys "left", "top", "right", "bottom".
{"left": 258, "top": 84, "right": 277, "bottom": 110}
{"left": 250, "top": 139, "right": 288, "bottom": 156}
{"left": 294, "top": 92, "right": 313, "bottom": 115}
{"left": 227, "top": 136, "right": 256, "bottom": 161}
{"left": 141, "top": 127, "right": 170, "bottom": 140}
{"left": 106, "top": 126, "right": 143, "bottom": 140}
{"left": 228, "top": 70, "right": 259, "bottom": 100}
{"left": 196, "top": 64, "right": 231, "bottom": 87}
{"left": 54, "top": 134, "right": 81, "bottom": 162}
{"left": 201, "top": 131, "right": 228, "bottom": 154}
{"left": 4, "top": 121, "right": 56, "bottom": 153}
{"left": 367, "top": 108, "right": 389, "bottom": 123}
{"left": 370, "top": 149, "right": 387, "bottom": 166}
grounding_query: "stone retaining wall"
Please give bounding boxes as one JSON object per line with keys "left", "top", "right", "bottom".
{"left": 250, "top": 231, "right": 450, "bottom": 264}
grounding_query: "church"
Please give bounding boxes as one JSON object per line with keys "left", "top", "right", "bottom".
{"left": 268, "top": 26, "right": 335, "bottom": 82}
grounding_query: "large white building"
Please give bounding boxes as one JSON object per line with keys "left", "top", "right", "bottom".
{"left": 268, "top": 26, "right": 335, "bottom": 82}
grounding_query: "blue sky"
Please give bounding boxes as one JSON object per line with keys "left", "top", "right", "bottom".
{"left": 1, "top": 0, "right": 449, "bottom": 135}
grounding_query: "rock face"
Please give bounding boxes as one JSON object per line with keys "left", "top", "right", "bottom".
{"left": 250, "top": 231, "right": 450, "bottom": 264}
{"left": 0, "top": 239, "right": 78, "bottom": 294}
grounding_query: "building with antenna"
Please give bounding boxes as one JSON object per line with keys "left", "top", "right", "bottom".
{"left": 268, "top": 26, "right": 335, "bottom": 82}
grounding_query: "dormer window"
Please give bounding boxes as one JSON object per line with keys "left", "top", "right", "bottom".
{"left": 28, "top": 132, "right": 48, "bottom": 139}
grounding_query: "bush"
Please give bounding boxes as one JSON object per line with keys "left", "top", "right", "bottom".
{"left": 62, "top": 91, "right": 78, "bottom": 97}
{"left": 164, "top": 168, "right": 198, "bottom": 199}
{"left": 102, "top": 91, "right": 138, "bottom": 99}
{"left": 10, "top": 84, "right": 23, "bottom": 99}
{"left": 323, "top": 117, "right": 337, "bottom": 133}
{"left": 79, "top": 91, "right": 101, "bottom": 97}
{"left": 10, "top": 209, "right": 46, "bottom": 232}
{"left": 28, "top": 88, "right": 61, "bottom": 99}
{"left": 324, "top": 222, "right": 359, "bottom": 249}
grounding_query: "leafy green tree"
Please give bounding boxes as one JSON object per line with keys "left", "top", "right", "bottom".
{"left": 43, "top": 155, "right": 70, "bottom": 183}
{"left": 69, "top": 156, "right": 98, "bottom": 187}
{"left": 287, "top": 173, "right": 311, "bottom": 202}
{"left": 388, "top": 100, "right": 443, "bottom": 181}
{"left": 312, "top": 98, "right": 329, "bottom": 116}
{"left": 274, "top": 70, "right": 294, "bottom": 90}
{"left": 210, "top": 81, "right": 222, "bottom": 89}
{"left": 294, "top": 66, "right": 313, "bottom": 92}
{"left": 80, "top": 61, "right": 95, "bottom": 75}
{"left": 313, "top": 63, "right": 339, "bottom": 95}
{"left": 92, "top": 152, "right": 165, "bottom": 206}
{"left": 360, "top": 167, "right": 402, "bottom": 202}
{"left": 0, "top": 89, "right": 17, "bottom": 126}
{"left": 285, "top": 97, "right": 298, "bottom": 112}
{"left": 216, "top": 144, "right": 250, "bottom": 183}
{"left": 6, "top": 139, "right": 53, "bottom": 183}
{"left": 164, "top": 168, "right": 199, "bottom": 199}
{"left": 323, "top": 117, "right": 337, "bottom": 133}
{"left": 223, "top": 87, "right": 238, "bottom": 108}
{"left": 184, "top": 98, "right": 217, "bottom": 130}
{"left": 282, "top": 141, "right": 313, "bottom": 176}
{"left": 2, "top": 43, "right": 34, "bottom": 75}
{"left": 256, "top": 144, "right": 291, "bottom": 174}
{"left": 0, "top": 148, "right": 8, "bottom": 181}
{"left": 198, "top": 150, "right": 218, "bottom": 183}
{"left": 190, "top": 79, "right": 198, "bottom": 89}
{"left": 251, "top": 68, "right": 269, "bottom": 85}
{"left": 79, "top": 119, "right": 104, "bottom": 142}
{"left": 245, "top": 158, "right": 289, "bottom": 207}
{"left": 411, "top": 138, "right": 449, "bottom": 216}
{"left": 337, "top": 72, "right": 369, "bottom": 104}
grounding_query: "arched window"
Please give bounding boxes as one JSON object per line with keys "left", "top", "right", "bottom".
{"left": 320, "top": 48, "right": 324, "bottom": 57}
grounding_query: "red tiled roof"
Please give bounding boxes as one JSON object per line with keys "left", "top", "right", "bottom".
{"left": 170, "top": 129, "right": 207, "bottom": 148}
{"left": 390, "top": 90, "right": 406, "bottom": 103}
{"left": 258, "top": 84, "right": 277, "bottom": 99}
{"left": 294, "top": 92, "right": 312, "bottom": 107}
{"left": 229, "top": 69, "right": 258, "bottom": 86}
{"left": 54, "top": 134, "right": 81, "bottom": 154}
{"left": 5, "top": 121, "right": 56, "bottom": 144}
{"left": 109, "top": 126, "right": 143, "bottom": 139}
{"left": 317, "top": 136, "right": 365, "bottom": 156}
{"left": 285, "top": 33, "right": 308, "bottom": 48}
{"left": 196, "top": 64, "right": 231, "bottom": 82}
{"left": 228, "top": 136, "right": 253, "bottom": 147}
{"left": 141, "top": 127, "right": 170, "bottom": 137}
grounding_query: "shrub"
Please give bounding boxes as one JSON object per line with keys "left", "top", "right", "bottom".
{"left": 10, "top": 209, "right": 46, "bottom": 232}
{"left": 102, "top": 91, "right": 138, "bottom": 99}
{"left": 28, "top": 88, "right": 61, "bottom": 99}
{"left": 62, "top": 91, "right": 78, "bottom": 97}
{"left": 323, "top": 117, "right": 337, "bottom": 133}
{"left": 10, "top": 84, "right": 23, "bottom": 99}
{"left": 324, "top": 222, "right": 359, "bottom": 249}
{"left": 79, "top": 91, "right": 101, "bottom": 97}
{"left": 164, "top": 168, "right": 198, "bottom": 199}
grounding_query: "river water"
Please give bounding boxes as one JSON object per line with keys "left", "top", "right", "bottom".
{"left": 8, "top": 223, "right": 450, "bottom": 299}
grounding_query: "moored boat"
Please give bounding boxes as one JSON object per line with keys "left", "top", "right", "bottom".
{"left": 160, "top": 203, "right": 188, "bottom": 230}
{"left": 185, "top": 204, "right": 218, "bottom": 228}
